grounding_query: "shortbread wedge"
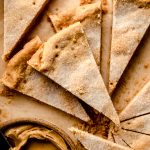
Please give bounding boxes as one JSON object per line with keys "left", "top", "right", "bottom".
{"left": 49, "top": 2, "right": 101, "bottom": 69}
{"left": 1, "top": 36, "right": 90, "bottom": 122}
{"left": 112, "top": 28, "right": 150, "bottom": 113}
{"left": 109, "top": 81, "right": 150, "bottom": 149}
{"left": 4, "top": 0, "right": 48, "bottom": 61}
{"left": 28, "top": 22, "right": 119, "bottom": 125}
{"left": 119, "top": 80, "right": 150, "bottom": 122}
{"left": 109, "top": 0, "right": 150, "bottom": 93}
{"left": 70, "top": 128, "right": 131, "bottom": 150}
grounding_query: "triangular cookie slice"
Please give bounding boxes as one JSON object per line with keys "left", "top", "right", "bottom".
{"left": 109, "top": 81, "right": 150, "bottom": 149}
{"left": 110, "top": 128, "right": 150, "bottom": 150}
{"left": 70, "top": 128, "right": 131, "bottom": 150}
{"left": 119, "top": 81, "right": 150, "bottom": 136}
{"left": 1, "top": 36, "right": 90, "bottom": 122}
{"left": 28, "top": 22, "right": 119, "bottom": 125}
{"left": 49, "top": 2, "right": 101, "bottom": 69}
{"left": 109, "top": 0, "right": 150, "bottom": 93}
{"left": 3, "top": 0, "right": 48, "bottom": 61}
{"left": 119, "top": 80, "right": 150, "bottom": 121}
{"left": 121, "top": 114, "right": 150, "bottom": 135}
{"left": 112, "top": 28, "right": 150, "bottom": 114}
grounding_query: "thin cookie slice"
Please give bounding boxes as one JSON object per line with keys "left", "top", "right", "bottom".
{"left": 28, "top": 22, "right": 119, "bottom": 125}
{"left": 109, "top": 81, "right": 150, "bottom": 149}
{"left": 100, "top": 0, "right": 113, "bottom": 89}
{"left": 70, "top": 128, "right": 131, "bottom": 150}
{"left": 112, "top": 28, "right": 150, "bottom": 114}
{"left": 119, "top": 80, "right": 150, "bottom": 121}
{"left": 110, "top": 127, "right": 150, "bottom": 150}
{"left": 49, "top": 2, "right": 101, "bottom": 69}
{"left": 4, "top": 0, "right": 48, "bottom": 61}
{"left": 1, "top": 36, "right": 90, "bottom": 122}
{"left": 109, "top": 0, "right": 150, "bottom": 93}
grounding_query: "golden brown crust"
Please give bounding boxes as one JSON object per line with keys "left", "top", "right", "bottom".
{"left": 49, "top": 2, "right": 101, "bottom": 32}
{"left": 80, "top": 0, "right": 93, "bottom": 5}
{"left": 2, "top": 36, "right": 42, "bottom": 89}
{"left": 0, "top": 83, "right": 14, "bottom": 97}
